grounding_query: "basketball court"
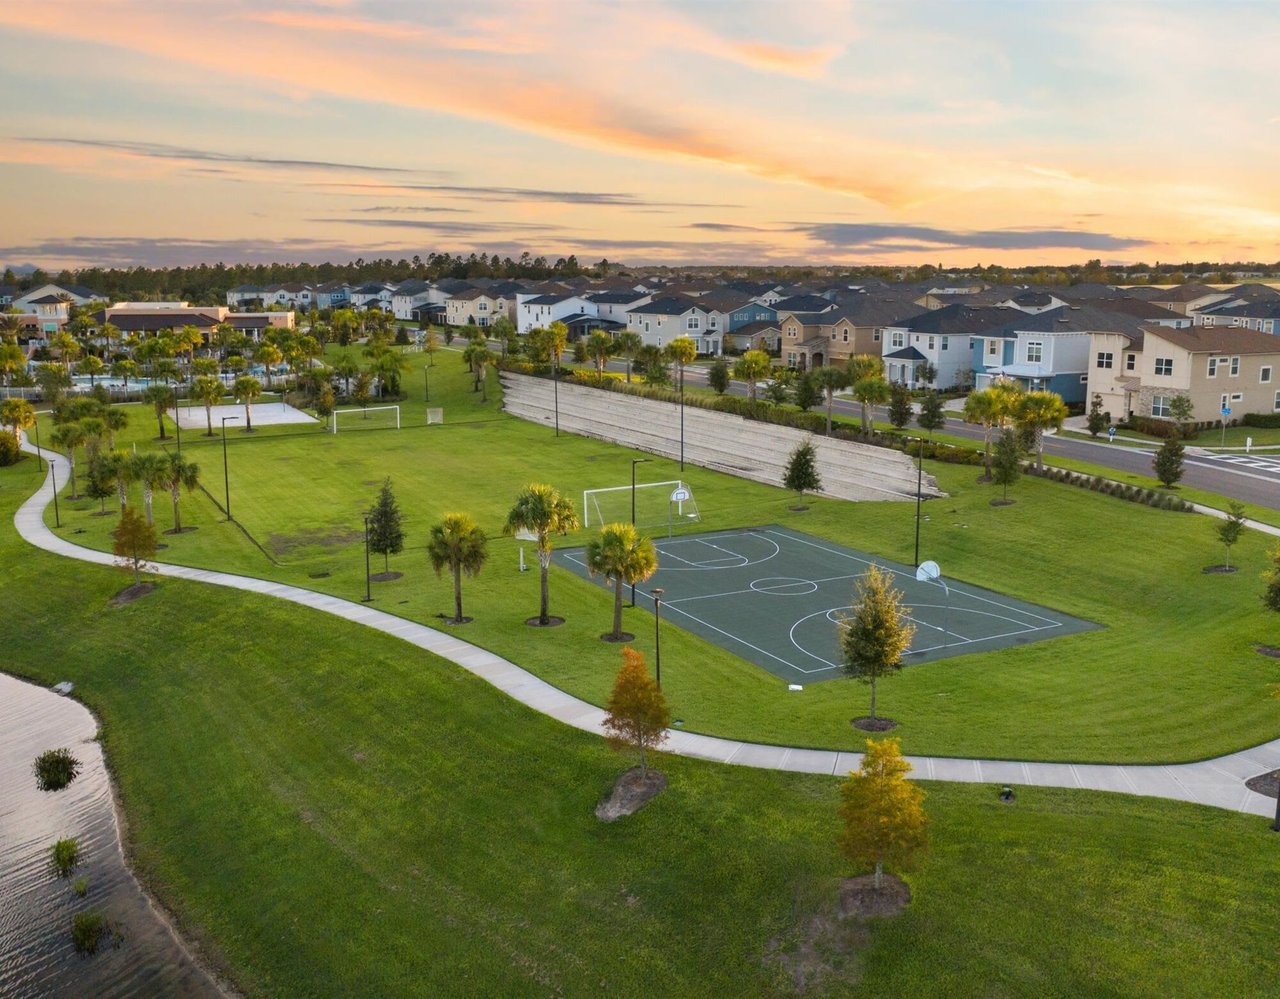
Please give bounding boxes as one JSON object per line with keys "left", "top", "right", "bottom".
{"left": 555, "top": 525, "right": 1099, "bottom": 684}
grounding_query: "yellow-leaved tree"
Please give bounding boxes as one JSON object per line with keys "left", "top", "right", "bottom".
{"left": 602, "top": 647, "right": 671, "bottom": 777}
{"left": 838, "top": 737, "right": 927, "bottom": 891}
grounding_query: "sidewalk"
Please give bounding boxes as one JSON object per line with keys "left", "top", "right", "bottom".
{"left": 11, "top": 437, "right": 1279, "bottom": 819}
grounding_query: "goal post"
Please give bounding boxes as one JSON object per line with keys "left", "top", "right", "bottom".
{"left": 583, "top": 480, "right": 701, "bottom": 531}
{"left": 330, "top": 405, "right": 401, "bottom": 433}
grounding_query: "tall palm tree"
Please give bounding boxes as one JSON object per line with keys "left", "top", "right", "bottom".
{"left": 76, "top": 354, "right": 104, "bottom": 386}
{"left": 584, "top": 330, "right": 615, "bottom": 382}
{"left": 1015, "top": 390, "right": 1069, "bottom": 470}
{"left": 850, "top": 376, "right": 891, "bottom": 436}
{"left": 254, "top": 342, "right": 283, "bottom": 389}
{"left": 102, "top": 407, "right": 128, "bottom": 449}
{"left": 585, "top": 523, "right": 659, "bottom": 640}
{"left": 503, "top": 483, "right": 580, "bottom": 625}
{"left": 106, "top": 448, "right": 135, "bottom": 512}
{"left": 129, "top": 451, "right": 170, "bottom": 527}
{"left": 733, "top": 349, "right": 772, "bottom": 401}
{"left": 177, "top": 324, "right": 203, "bottom": 370}
{"left": 665, "top": 335, "right": 697, "bottom": 394}
{"left": 50, "top": 422, "right": 87, "bottom": 498}
{"left": 161, "top": 452, "right": 201, "bottom": 532}
{"left": 963, "top": 388, "right": 1000, "bottom": 478}
{"left": 546, "top": 321, "right": 569, "bottom": 370}
{"left": 52, "top": 331, "right": 80, "bottom": 372}
{"left": 191, "top": 375, "right": 224, "bottom": 436}
{"left": 614, "top": 331, "right": 643, "bottom": 382}
{"left": 426, "top": 512, "right": 489, "bottom": 624}
{"left": 812, "top": 365, "right": 849, "bottom": 435}
{"left": 233, "top": 375, "right": 263, "bottom": 431}
{"left": 143, "top": 383, "right": 174, "bottom": 439}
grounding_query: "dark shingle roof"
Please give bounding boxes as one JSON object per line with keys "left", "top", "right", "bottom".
{"left": 627, "top": 294, "right": 703, "bottom": 316}
{"left": 1200, "top": 301, "right": 1280, "bottom": 320}
{"left": 586, "top": 290, "right": 648, "bottom": 305}
{"left": 894, "top": 304, "right": 1024, "bottom": 336}
{"left": 26, "top": 294, "right": 66, "bottom": 305}
{"left": 1143, "top": 325, "right": 1280, "bottom": 355}
{"left": 884, "top": 346, "right": 927, "bottom": 361}
{"left": 772, "top": 294, "right": 835, "bottom": 314}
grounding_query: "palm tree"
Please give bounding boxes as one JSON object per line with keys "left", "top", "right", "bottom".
{"left": 50, "top": 422, "right": 87, "bottom": 497}
{"left": 963, "top": 388, "right": 1000, "bottom": 478}
{"left": 332, "top": 351, "right": 360, "bottom": 395}
{"left": 1015, "top": 390, "right": 1069, "bottom": 470}
{"left": 233, "top": 375, "right": 263, "bottom": 431}
{"left": 546, "top": 321, "right": 569, "bottom": 370}
{"left": 143, "top": 383, "right": 174, "bottom": 439}
{"left": 665, "top": 335, "right": 697, "bottom": 395}
{"left": 76, "top": 354, "right": 104, "bottom": 386}
{"left": 426, "top": 512, "right": 489, "bottom": 624}
{"left": 161, "top": 452, "right": 200, "bottom": 532}
{"left": 586, "top": 523, "right": 659, "bottom": 640}
{"left": 614, "top": 331, "right": 643, "bottom": 382}
{"left": 77, "top": 416, "right": 108, "bottom": 465}
{"left": 847, "top": 354, "right": 885, "bottom": 384}
{"left": 106, "top": 448, "right": 134, "bottom": 512}
{"left": 191, "top": 375, "right": 224, "bottom": 435}
{"left": 373, "top": 350, "right": 409, "bottom": 397}
{"left": 129, "top": 452, "right": 170, "bottom": 526}
{"left": 503, "top": 483, "right": 580, "bottom": 625}
{"left": 733, "top": 349, "right": 772, "bottom": 401}
{"left": 0, "top": 398, "right": 35, "bottom": 440}
{"left": 254, "top": 342, "right": 283, "bottom": 389}
{"left": 177, "top": 324, "right": 203, "bottom": 370}
{"left": 192, "top": 356, "right": 220, "bottom": 377}
{"left": 461, "top": 339, "right": 491, "bottom": 393}
{"left": 850, "top": 376, "right": 891, "bottom": 435}
{"left": 111, "top": 358, "right": 139, "bottom": 391}
{"left": 0, "top": 342, "right": 25, "bottom": 384}
{"left": 52, "top": 331, "right": 80, "bottom": 372}
{"left": 585, "top": 330, "right": 615, "bottom": 382}
{"left": 102, "top": 407, "right": 128, "bottom": 449}
{"left": 812, "top": 365, "right": 848, "bottom": 435}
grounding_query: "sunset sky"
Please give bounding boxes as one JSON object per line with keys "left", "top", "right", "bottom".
{"left": 2, "top": 1, "right": 1277, "bottom": 271}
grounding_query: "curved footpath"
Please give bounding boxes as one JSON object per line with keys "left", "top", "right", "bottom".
{"left": 13, "top": 439, "right": 1280, "bottom": 820}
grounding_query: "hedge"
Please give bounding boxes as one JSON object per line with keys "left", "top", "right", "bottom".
{"left": 1024, "top": 464, "right": 1195, "bottom": 512}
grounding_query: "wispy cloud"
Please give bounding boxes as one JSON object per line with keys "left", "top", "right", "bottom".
{"left": 315, "top": 182, "right": 741, "bottom": 209}
{"left": 798, "top": 223, "right": 1150, "bottom": 252}
{"left": 309, "top": 217, "right": 566, "bottom": 234}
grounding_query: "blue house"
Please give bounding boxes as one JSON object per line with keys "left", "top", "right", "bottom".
{"left": 727, "top": 302, "right": 777, "bottom": 330}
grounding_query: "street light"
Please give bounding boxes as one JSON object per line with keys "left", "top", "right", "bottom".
{"left": 171, "top": 381, "right": 182, "bottom": 455}
{"left": 652, "top": 587, "right": 664, "bottom": 689}
{"left": 362, "top": 514, "right": 373, "bottom": 602}
{"left": 630, "top": 457, "right": 650, "bottom": 606}
{"left": 913, "top": 436, "right": 924, "bottom": 567}
{"left": 424, "top": 365, "right": 429, "bottom": 404}
{"left": 679, "top": 367, "right": 686, "bottom": 471}
{"left": 220, "top": 415, "right": 239, "bottom": 520}
{"left": 32, "top": 417, "right": 42, "bottom": 475}
{"left": 50, "top": 462, "right": 61, "bottom": 528}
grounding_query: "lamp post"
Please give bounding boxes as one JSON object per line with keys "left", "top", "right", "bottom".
{"left": 553, "top": 351, "right": 560, "bottom": 437}
{"left": 424, "top": 364, "right": 429, "bottom": 404}
{"left": 652, "top": 587, "right": 664, "bottom": 689}
{"left": 679, "top": 366, "right": 686, "bottom": 471}
{"left": 913, "top": 436, "right": 924, "bottom": 567}
{"left": 172, "top": 381, "right": 182, "bottom": 456}
{"left": 32, "top": 417, "right": 42, "bottom": 475}
{"left": 630, "top": 457, "right": 650, "bottom": 606}
{"left": 220, "top": 415, "right": 239, "bottom": 520}
{"left": 50, "top": 462, "right": 61, "bottom": 528}
{"left": 362, "top": 514, "right": 373, "bottom": 602}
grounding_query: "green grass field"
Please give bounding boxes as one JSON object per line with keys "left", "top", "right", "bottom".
{"left": 30, "top": 348, "right": 1280, "bottom": 763}
{"left": 4, "top": 460, "right": 1280, "bottom": 997}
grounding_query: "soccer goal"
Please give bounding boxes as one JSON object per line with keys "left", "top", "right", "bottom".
{"left": 331, "top": 405, "right": 401, "bottom": 433}
{"left": 583, "top": 480, "right": 701, "bottom": 533}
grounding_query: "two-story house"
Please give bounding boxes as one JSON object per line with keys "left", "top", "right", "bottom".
{"left": 314, "top": 281, "right": 351, "bottom": 311}
{"left": 392, "top": 279, "right": 434, "bottom": 321}
{"left": 226, "top": 285, "right": 265, "bottom": 308}
{"left": 517, "top": 293, "right": 596, "bottom": 335}
{"left": 447, "top": 288, "right": 513, "bottom": 328}
{"left": 624, "top": 295, "right": 716, "bottom": 353}
{"left": 586, "top": 290, "right": 652, "bottom": 326}
{"left": 351, "top": 283, "right": 395, "bottom": 312}
{"left": 884, "top": 304, "right": 1021, "bottom": 390}
{"left": 14, "top": 283, "right": 101, "bottom": 312}
{"left": 1196, "top": 301, "right": 1280, "bottom": 334}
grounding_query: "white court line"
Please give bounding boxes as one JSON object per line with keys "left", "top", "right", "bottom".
{"left": 652, "top": 534, "right": 781, "bottom": 571}
{"left": 657, "top": 600, "right": 823, "bottom": 674}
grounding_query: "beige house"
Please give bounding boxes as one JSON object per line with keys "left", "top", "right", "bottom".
{"left": 1088, "top": 324, "right": 1280, "bottom": 423}
{"left": 446, "top": 289, "right": 512, "bottom": 328}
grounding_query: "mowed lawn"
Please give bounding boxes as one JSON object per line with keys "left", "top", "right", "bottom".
{"left": 34, "top": 349, "right": 1280, "bottom": 763}
{"left": 5, "top": 462, "right": 1280, "bottom": 998}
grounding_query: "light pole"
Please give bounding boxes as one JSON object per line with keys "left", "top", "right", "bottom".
{"left": 172, "top": 382, "right": 182, "bottom": 456}
{"left": 424, "top": 365, "right": 429, "bottom": 404}
{"left": 220, "top": 415, "right": 239, "bottom": 520}
{"left": 362, "top": 514, "right": 373, "bottom": 602}
{"left": 32, "top": 417, "right": 42, "bottom": 475}
{"left": 679, "top": 365, "right": 686, "bottom": 471}
{"left": 652, "top": 587, "right": 664, "bottom": 689}
{"left": 630, "top": 457, "right": 650, "bottom": 606}
{"left": 553, "top": 351, "right": 560, "bottom": 437}
{"left": 50, "top": 462, "right": 61, "bottom": 528}
{"left": 913, "top": 436, "right": 924, "bottom": 567}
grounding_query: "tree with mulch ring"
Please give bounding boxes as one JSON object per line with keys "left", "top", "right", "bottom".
{"left": 504, "top": 482, "right": 580, "bottom": 627}
{"left": 1205, "top": 501, "right": 1247, "bottom": 574}
{"left": 837, "top": 736, "right": 927, "bottom": 914}
{"left": 366, "top": 476, "right": 405, "bottom": 581}
{"left": 783, "top": 438, "right": 822, "bottom": 511}
{"left": 426, "top": 512, "right": 487, "bottom": 625}
{"left": 111, "top": 505, "right": 156, "bottom": 601}
{"left": 33, "top": 748, "right": 81, "bottom": 792}
{"left": 989, "top": 428, "right": 1021, "bottom": 506}
{"left": 840, "top": 564, "right": 915, "bottom": 732}
{"left": 597, "top": 647, "right": 670, "bottom": 821}
{"left": 586, "top": 522, "right": 657, "bottom": 642}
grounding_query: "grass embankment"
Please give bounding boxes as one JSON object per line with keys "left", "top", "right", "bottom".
{"left": 5, "top": 461, "right": 1280, "bottom": 997}
{"left": 32, "top": 349, "right": 1280, "bottom": 763}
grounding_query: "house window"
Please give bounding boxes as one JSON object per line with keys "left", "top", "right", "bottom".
{"left": 1230, "top": 356, "right": 1240, "bottom": 376}
{"left": 873, "top": 330, "right": 881, "bottom": 342}
{"left": 987, "top": 340, "right": 997, "bottom": 356}
{"left": 787, "top": 352, "right": 797, "bottom": 366}
{"left": 1231, "top": 393, "right": 1243, "bottom": 402}
{"left": 1207, "top": 358, "right": 1218, "bottom": 377}
{"left": 1152, "top": 395, "right": 1170, "bottom": 417}
{"left": 1097, "top": 352, "right": 1113, "bottom": 369}
{"left": 831, "top": 331, "right": 837, "bottom": 341}
{"left": 787, "top": 324, "right": 797, "bottom": 337}
{"left": 688, "top": 316, "right": 700, "bottom": 330}
{"left": 478, "top": 302, "right": 489, "bottom": 312}
{"left": 1262, "top": 366, "right": 1272, "bottom": 383}
{"left": 1026, "top": 341, "right": 1043, "bottom": 363}
{"left": 1221, "top": 394, "right": 1229, "bottom": 410}
{"left": 1080, "top": 375, "right": 1089, "bottom": 384}
{"left": 1275, "top": 390, "right": 1280, "bottom": 412}
{"left": 891, "top": 331, "right": 905, "bottom": 348}
{"left": 644, "top": 321, "right": 650, "bottom": 333}
{"left": 842, "top": 329, "right": 849, "bottom": 342}
{"left": 941, "top": 336, "right": 948, "bottom": 351}
{"left": 1126, "top": 353, "right": 1136, "bottom": 371}
{"left": 927, "top": 336, "right": 936, "bottom": 351}
{"left": 1154, "top": 357, "right": 1173, "bottom": 376}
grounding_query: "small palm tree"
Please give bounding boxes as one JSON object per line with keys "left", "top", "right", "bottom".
{"left": 427, "top": 513, "right": 489, "bottom": 624}
{"left": 129, "top": 452, "right": 170, "bottom": 526}
{"left": 50, "top": 422, "right": 87, "bottom": 497}
{"left": 111, "top": 358, "right": 139, "bottom": 391}
{"left": 254, "top": 342, "right": 283, "bottom": 389}
{"left": 106, "top": 448, "right": 134, "bottom": 512}
{"left": 191, "top": 375, "right": 224, "bottom": 435}
{"left": 1014, "top": 390, "right": 1067, "bottom": 470}
{"left": 161, "top": 452, "right": 200, "bottom": 532}
{"left": 733, "top": 349, "right": 772, "bottom": 401}
{"left": 586, "top": 523, "right": 659, "bottom": 640}
{"left": 812, "top": 366, "right": 849, "bottom": 435}
{"left": 102, "top": 407, "right": 128, "bottom": 449}
{"left": 503, "top": 483, "right": 580, "bottom": 625}
{"left": 585, "top": 330, "right": 615, "bottom": 382}
{"left": 850, "top": 376, "right": 891, "bottom": 435}
{"left": 233, "top": 375, "right": 263, "bottom": 431}
{"left": 615, "top": 331, "right": 643, "bottom": 382}
{"left": 666, "top": 336, "right": 698, "bottom": 395}
{"left": 143, "top": 384, "right": 174, "bottom": 439}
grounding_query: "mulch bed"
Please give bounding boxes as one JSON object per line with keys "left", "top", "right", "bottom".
{"left": 1202, "top": 565, "right": 1237, "bottom": 574}
{"left": 525, "top": 615, "right": 565, "bottom": 628}
{"left": 852, "top": 716, "right": 897, "bottom": 732}
{"left": 1256, "top": 646, "right": 1280, "bottom": 659}
{"left": 370, "top": 572, "right": 403, "bottom": 582}
{"left": 838, "top": 874, "right": 912, "bottom": 919}
{"left": 600, "top": 632, "right": 635, "bottom": 643}
{"left": 162, "top": 526, "right": 198, "bottom": 536}
{"left": 109, "top": 582, "right": 155, "bottom": 607}
{"left": 789, "top": 504, "right": 810, "bottom": 512}
{"left": 438, "top": 615, "right": 473, "bottom": 626}
{"left": 989, "top": 498, "right": 1016, "bottom": 507}
{"left": 595, "top": 767, "right": 667, "bottom": 822}
{"left": 1245, "top": 770, "right": 1280, "bottom": 799}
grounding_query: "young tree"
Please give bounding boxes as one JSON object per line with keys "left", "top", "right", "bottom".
{"left": 84, "top": 454, "right": 116, "bottom": 514}
{"left": 112, "top": 505, "right": 156, "bottom": 585}
{"left": 916, "top": 390, "right": 946, "bottom": 438}
{"left": 1169, "top": 394, "right": 1195, "bottom": 437}
{"left": 1153, "top": 437, "right": 1185, "bottom": 488}
{"left": 585, "top": 523, "right": 659, "bottom": 641}
{"left": 233, "top": 375, "right": 263, "bottom": 431}
{"left": 887, "top": 381, "right": 913, "bottom": 430}
{"left": 602, "top": 647, "right": 671, "bottom": 778}
{"left": 838, "top": 737, "right": 928, "bottom": 891}
{"left": 733, "top": 349, "right": 772, "bottom": 401}
{"left": 840, "top": 564, "right": 916, "bottom": 724}
{"left": 1086, "top": 393, "right": 1108, "bottom": 438}
{"left": 367, "top": 477, "right": 406, "bottom": 574}
{"left": 615, "top": 331, "right": 643, "bottom": 383}
{"left": 503, "top": 483, "right": 580, "bottom": 625}
{"left": 423, "top": 329, "right": 439, "bottom": 367}
{"left": 916, "top": 360, "right": 938, "bottom": 387}
{"left": 1014, "top": 390, "right": 1068, "bottom": 470}
{"left": 707, "top": 357, "right": 730, "bottom": 395}
{"left": 763, "top": 368, "right": 793, "bottom": 406}
{"left": 352, "top": 371, "right": 373, "bottom": 415}
{"left": 792, "top": 370, "right": 821, "bottom": 412}
{"left": 812, "top": 365, "right": 848, "bottom": 436}
{"left": 161, "top": 453, "right": 200, "bottom": 533}
{"left": 1217, "top": 501, "right": 1247, "bottom": 569}
{"left": 571, "top": 336, "right": 588, "bottom": 365}
{"left": 191, "top": 375, "right": 224, "bottom": 436}
{"left": 783, "top": 439, "right": 822, "bottom": 508}
{"left": 314, "top": 383, "right": 336, "bottom": 420}
{"left": 991, "top": 428, "right": 1022, "bottom": 501}
{"left": 427, "top": 512, "right": 488, "bottom": 624}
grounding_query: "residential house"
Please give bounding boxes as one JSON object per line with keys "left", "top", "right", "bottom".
{"left": 26, "top": 294, "right": 71, "bottom": 338}
{"left": 392, "top": 279, "right": 434, "bottom": 321}
{"left": 1196, "top": 301, "right": 1280, "bottom": 334}
{"left": 447, "top": 288, "right": 514, "bottom": 328}
{"left": 350, "top": 283, "right": 394, "bottom": 311}
{"left": 693, "top": 290, "right": 754, "bottom": 341}
{"left": 1092, "top": 297, "right": 1190, "bottom": 328}
{"left": 1091, "top": 325, "right": 1280, "bottom": 425}
{"left": 585, "top": 290, "right": 651, "bottom": 326}
{"left": 13, "top": 283, "right": 101, "bottom": 312}
{"left": 1144, "top": 283, "right": 1232, "bottom": 317}
{"left": 516, "top": 293, "right": 596, "bottom": 335}
{"left": 725, "top": 319, "right": 780, "bottom": 353}
{"left": 997, "top": 290, "right": 1069, "bottom": 315}
{"left": 262, "top": 283, "right": 313, "bottom": 309}
{"left": 0, "top": 285, "right": 16, "bottom": 307}
{"left": 624, "top": 295, "right": 717, "bottom": 353}
{"left": 314, "top": 281, "right": 351, "bottom": 311}
{"left": 726, "top": 300, "right": 778, "bottom": 331}
{"left": 883, "top": 304, "right": 1021, "bottom": 390}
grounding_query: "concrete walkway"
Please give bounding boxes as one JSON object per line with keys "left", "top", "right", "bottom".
{"left": 12, "top": 439, "right": 1280, "bottom": 820}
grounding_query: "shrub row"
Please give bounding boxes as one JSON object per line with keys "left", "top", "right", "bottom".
{"left": 1242, "top": 412, "right": 1280, "bottom": 429}
{"left": 1025, "top": 465, "right": 1195, "bottom": 511}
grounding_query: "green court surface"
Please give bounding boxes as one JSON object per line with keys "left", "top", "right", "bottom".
{"left": 556, "top": 525, "right": 1100, "bottom": 684}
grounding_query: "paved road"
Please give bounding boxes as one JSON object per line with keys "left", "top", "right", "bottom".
{"left": 12, "top": 436, "right": 1280, "bottom": 820}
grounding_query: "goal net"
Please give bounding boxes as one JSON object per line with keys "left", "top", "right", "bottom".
{"left": 331, "top": 405, "right": 401, "bottom": 433}
{"left": 583, "top": 480, "right": 701, "bottom": 532}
